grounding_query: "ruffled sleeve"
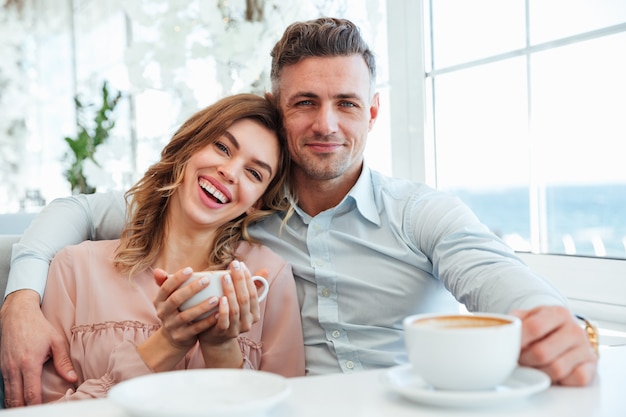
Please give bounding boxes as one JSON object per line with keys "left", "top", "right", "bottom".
{"left": 50, "top": 339, "right": 154, "bottom": 401}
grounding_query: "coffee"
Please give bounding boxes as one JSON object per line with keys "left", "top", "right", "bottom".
{"left": 413, "top": 315, "right": 511, "bottom": 329}
{"left": 403, "top": 312, "right": 521, "bottom": 390}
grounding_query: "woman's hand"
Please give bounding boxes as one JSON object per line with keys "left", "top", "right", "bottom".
{"left": 152, "top": 267, "right": 223, "bottom": 349}
{"left": 198, "top": 260, "right": 262, "bottom": 346}
{"left": 138, "top": 267, "right": 225, "bottom": 372}
{"left": 197, "top": 260, "right": 265, "bottom": 368}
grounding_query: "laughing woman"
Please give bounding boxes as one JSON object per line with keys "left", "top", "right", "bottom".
{"left": 39, "top": 94, "right": 305, "bottom": 403}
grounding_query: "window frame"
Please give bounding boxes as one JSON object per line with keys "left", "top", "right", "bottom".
{"left": 385, "top": 0, "right": 626, "bottom": 332}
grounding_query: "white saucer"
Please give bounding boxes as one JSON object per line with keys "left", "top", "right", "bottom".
{"left": 381, "top": 365, "right": 550, "bottom": 408}
{"left": 108, "top": 368, "right": 291, "bottom": 417}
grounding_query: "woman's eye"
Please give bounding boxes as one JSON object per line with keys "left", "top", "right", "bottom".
{"left": 215, "top": 141, "right": 229, "bottom": 155}
{"left": 247, "top": 169, "right": 262, "bottom": 182}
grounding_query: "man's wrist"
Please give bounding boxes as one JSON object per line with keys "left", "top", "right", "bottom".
{"left": 575, "top": 314, "right": 599, "bottom": 357}
{"left": 1, "top": 289, "right": 42, "bottom": 314}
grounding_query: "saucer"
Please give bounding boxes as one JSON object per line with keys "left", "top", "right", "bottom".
{"left": 108, "top": 369, "right": 291, "bottom": 417}
{"left": 381, "top": 365, "right": 550, "bottom": 408}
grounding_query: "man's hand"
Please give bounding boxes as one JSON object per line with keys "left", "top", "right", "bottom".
{"left": 0, "top": 290, "right": 77, "bottom": 407}
{"left": 511, "top": 305, "right": 598, "bottom": 386}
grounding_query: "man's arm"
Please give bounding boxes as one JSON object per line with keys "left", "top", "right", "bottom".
{"left": 410, "top": 190, "right": 597, "bottom": 385}
{"left": 5, "top": 191, "right": 127, "bottom": 299}
{"left": 0, "top": 191, "right": 126, "bottom": 407}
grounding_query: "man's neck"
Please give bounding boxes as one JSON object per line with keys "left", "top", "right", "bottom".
{"left": 293, "top": 168, "right": 361, "bottom": 217}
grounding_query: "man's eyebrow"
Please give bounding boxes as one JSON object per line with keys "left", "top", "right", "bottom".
{"left": 291, "top": 92, "right": 362, "bottom": 100}
{"left": 223, "top": 130, "right": 273, "bottom": 177}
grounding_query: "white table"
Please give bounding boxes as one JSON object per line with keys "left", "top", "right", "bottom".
{"left": 2, "top": 345, "right": 624, "bottom": 417}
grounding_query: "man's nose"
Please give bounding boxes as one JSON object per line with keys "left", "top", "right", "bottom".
{"left": 312, "top": 104, "right": 339, "bottom": 135}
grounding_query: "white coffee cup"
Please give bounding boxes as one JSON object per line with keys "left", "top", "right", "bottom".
{"left": 178, "top": 270, "right": 269, "bottom": 320}
{"left": 403, "top": 312, "right": 521, "bottom": 390}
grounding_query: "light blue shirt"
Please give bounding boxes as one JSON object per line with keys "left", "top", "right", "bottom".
{"left": 247, "top": 165, "right": 567, "bottom": 375}
{"left": 6, "top": 165, "right": 567, "bottom": 375}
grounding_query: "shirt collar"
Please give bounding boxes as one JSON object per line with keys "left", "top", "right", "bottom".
{"left": 348, "top": 164, "right": 381, "bottom": 226}
{"left": 293, "top": 164, "right": 381, "bottom": 226}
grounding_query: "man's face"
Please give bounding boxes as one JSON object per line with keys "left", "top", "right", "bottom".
{"left": 277, "top": 55, "right": 379, "bottom": 184}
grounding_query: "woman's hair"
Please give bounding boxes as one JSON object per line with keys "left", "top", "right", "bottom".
{"left": 114, "top": 94, "right": 291, "bottom": 276}
{"left": 270, "top": 17, "right": 376, "bottom": 96}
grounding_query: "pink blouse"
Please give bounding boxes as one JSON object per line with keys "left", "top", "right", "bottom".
{"left": 41, "top": 240, "right": 305, "bottom": 402}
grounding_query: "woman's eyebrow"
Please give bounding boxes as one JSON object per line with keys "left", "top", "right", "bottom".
{"left": 223, "top": 130, "right": 273, "bottom": 177}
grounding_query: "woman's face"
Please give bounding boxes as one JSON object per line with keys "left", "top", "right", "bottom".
{"left": 171, "top": 118, "right": 280, "bottom": 232}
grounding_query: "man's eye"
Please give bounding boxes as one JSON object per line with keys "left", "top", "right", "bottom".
{"left": 296, "top": 100, "right": 313, "bottom": 106}
{"left": 340, "top": 101, "right": 357, "bottom": 108}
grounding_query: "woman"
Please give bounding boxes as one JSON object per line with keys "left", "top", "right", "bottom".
{"left": 40, "top": 94, "right": 305, "bottom": 402}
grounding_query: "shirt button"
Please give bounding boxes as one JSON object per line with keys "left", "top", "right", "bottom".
{"left": 315, "top": 259, "right": 324, "bottom": 267}
{"left": 321, "top": 288, "right": 331, "bottom": 297}
{"left": 346, "top": 361, "right": 355, "bottom": 369}
{"left": 332, "top": 330, "right": 340, "bottom": 338}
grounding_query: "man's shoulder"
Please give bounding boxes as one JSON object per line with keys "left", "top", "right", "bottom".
{"left": 369, "top": 169, "right": 437, "bottom": 199}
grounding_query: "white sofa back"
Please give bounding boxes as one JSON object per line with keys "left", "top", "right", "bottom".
{"left": 0, "top": 235, "right": 20, "bottom": 310}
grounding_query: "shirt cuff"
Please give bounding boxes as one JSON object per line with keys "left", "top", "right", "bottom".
{"left": 4, "top": 255, "right": 50, "bottom": 302}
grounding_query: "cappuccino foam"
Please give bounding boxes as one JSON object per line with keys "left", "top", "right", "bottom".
{"left": 414, "top": 315, "right": 510, "bottom": 329}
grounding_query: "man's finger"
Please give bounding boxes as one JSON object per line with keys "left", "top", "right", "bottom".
{"left": 22, "top": 367, "right": 43, "bottom": 406}
{"left": 3, "top": 369, "right": 24, "bottom": 408}
{"left": 50, "top": 340, "right": 78, "bottom": 384}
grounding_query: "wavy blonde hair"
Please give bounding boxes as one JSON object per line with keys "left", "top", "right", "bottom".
{"left": 114, "top": 94, "right": 291, "bottom": 276}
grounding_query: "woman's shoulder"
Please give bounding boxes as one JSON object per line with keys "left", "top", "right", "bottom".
{"left": 57, "top": 239, "right": 119, "bottom": 258}
{"left": 53, "top": 240, "right": 120, "bottom": 276}
{"left": 235, "top": 241, "right": 291, "bottom": 282}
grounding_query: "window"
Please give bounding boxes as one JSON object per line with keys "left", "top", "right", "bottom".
{"left": 386, "top": 0, "right": 626, "bottom": 332}
{"left": 426, "top": 0, "right": 626, "bottom": 259}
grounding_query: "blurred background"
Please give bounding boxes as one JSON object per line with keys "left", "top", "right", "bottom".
{"left": 1, "top": 0, "right": 625, "bottom": 262}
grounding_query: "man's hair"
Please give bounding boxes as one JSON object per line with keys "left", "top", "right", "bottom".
{"left": 114, "top": 94, "right": 291, "bottom": 277}
{"left": 270, "top": 17, "right": 376, "bottom": 95}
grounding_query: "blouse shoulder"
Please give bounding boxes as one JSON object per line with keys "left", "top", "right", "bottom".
{"left": 234, "top": 241, "right": 291, "bottom": 283}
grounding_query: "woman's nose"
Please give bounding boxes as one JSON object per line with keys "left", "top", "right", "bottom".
{"left": 218, "top": 162, "right": 238, "bottom": 183}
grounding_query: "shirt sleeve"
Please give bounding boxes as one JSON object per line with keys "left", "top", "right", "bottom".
{"left": 5, "top": 191, "right": 126, "bottom": 300}
{"left": 407, "top": 190, "right": 569, "bottom": 313}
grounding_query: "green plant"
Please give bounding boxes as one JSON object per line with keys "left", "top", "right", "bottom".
{"left": 64, "top": 81, "right": 122, "bottom": 194}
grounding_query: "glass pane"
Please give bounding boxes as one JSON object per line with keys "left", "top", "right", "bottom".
{"left": 530, "top": 0, "right": 626, "bottom": 44}
{"left": 434, "top": 58, "right": 529, "bottom": 190}
{"left": 433, "top": 58, "right": 532, "bottom": 249}
{"left": 431, "top": 0, "right": 526, "bottom": 68}
{"left": 531, "top": 33, "right": 626, "bottom": 258}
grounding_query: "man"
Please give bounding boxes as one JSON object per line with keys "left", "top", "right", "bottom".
{"left": 1, "top": 17, "right": 597, "bottom": 407}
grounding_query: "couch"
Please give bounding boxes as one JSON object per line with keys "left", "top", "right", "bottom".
{"left": 0, "top": 235, "right": 21, "bottom": 311}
